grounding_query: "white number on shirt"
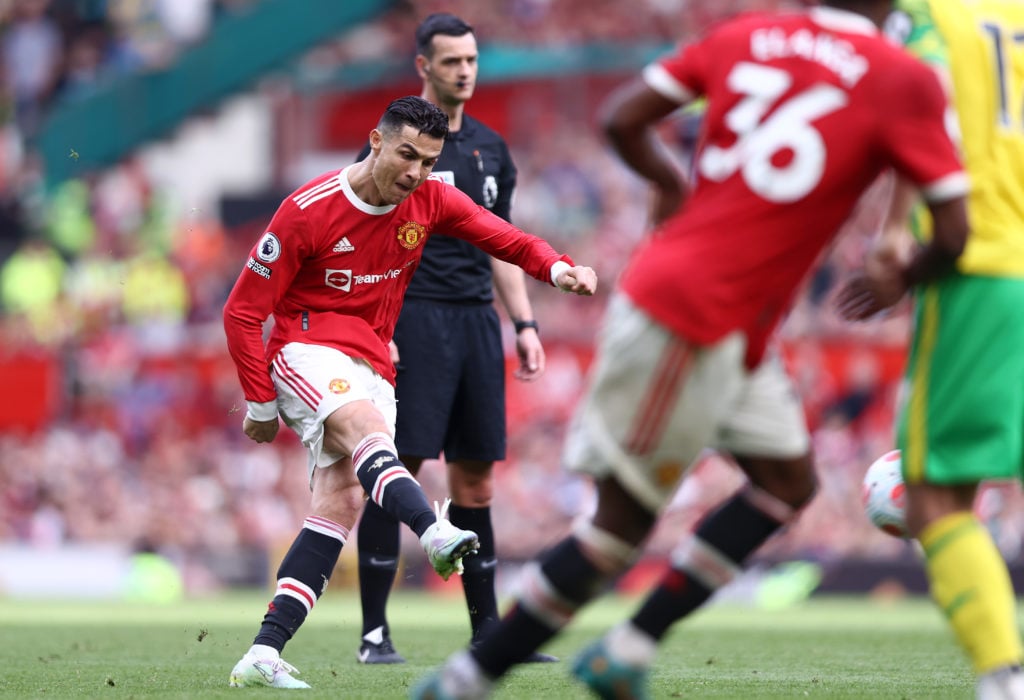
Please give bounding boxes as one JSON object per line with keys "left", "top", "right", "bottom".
{"left": 699, "top": 62, "right": 848, "bottom": 203}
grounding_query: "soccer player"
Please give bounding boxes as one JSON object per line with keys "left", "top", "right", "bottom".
{"left": 222, "top": 95, "right": 597, "bottom": 689}
{"left": 839, "top": 1, "right": 1024, "bottom": 697}
{"left": 353, "top": 13, "right": 555, "bottom": 665}
{"left": 412, "top": 1, "right": 970, "bottom": 697}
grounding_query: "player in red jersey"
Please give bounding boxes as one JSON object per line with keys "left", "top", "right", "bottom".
{"left": 413, "top": 2, "right": 969, "bottom": 698}
{"left": 223, "top": 95, "right": 597, "bottom": 689}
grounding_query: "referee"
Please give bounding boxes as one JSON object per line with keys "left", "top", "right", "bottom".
{"left": 354, "top": 13, "right": 556, "bottom": 665}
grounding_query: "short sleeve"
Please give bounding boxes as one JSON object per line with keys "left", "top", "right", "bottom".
{"left": 643, "top": 39, "right": 708, "bottom": 105}
{"left": 878, "top": 61, "right": 966, "bottom": 202}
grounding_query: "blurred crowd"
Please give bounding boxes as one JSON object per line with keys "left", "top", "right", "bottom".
{"left": 3, "top": 0, "right": 1024, "bottom": 594}
{"left": 331, "top": 0, "right": 798, "bottom": 63}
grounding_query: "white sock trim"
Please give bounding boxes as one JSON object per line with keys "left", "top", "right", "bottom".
{"left": 605, "top": 622, "right": 657, "bottom": 667}
{"left": 249, "top": 644, "right": 280, "bottom": 660}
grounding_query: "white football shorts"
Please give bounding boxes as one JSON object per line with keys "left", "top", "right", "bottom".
{"left": 563, "top": 293, "right": 810, "bottom": 513}
{"left": 271, "top": 342, "right": 397, "bottom": 474}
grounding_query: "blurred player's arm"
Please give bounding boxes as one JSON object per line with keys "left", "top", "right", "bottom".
{"left": 837, "top": 42, "right": 967, "bottom": 321}
{"left": 599, "top": 76, "right": 690, "bottom": 227}
{"left": 837, "top": 188, "right": 967, "bottom": 321}
{"left": 872, "top": 0, "right": 956, "bottom": 293}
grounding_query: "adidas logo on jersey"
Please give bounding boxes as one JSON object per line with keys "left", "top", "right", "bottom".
{"left": 332, "top": 237, "right": 355, "bottom": 253}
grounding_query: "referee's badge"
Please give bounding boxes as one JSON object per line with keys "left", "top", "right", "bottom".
{"left": 482, "top": 175, "right": 497, "bottom": 209}
{"left": 329, "top": 379, "right": 350, "bottom": 394}
{"left": 397, "top": 221, "right": 426, "bottom": 250}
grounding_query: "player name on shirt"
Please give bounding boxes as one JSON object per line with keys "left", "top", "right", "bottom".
{"left": 751, "top": 27, "right": 869, "bottom": 86}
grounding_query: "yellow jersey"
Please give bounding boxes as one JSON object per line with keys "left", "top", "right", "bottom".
{"left": 899, "top": 0, "right": 1024, "bottom": 276}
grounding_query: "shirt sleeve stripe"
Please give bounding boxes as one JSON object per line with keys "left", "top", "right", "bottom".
{"left": 642, "top": 63, "right": 696, "bottom": 104}
{"left": 921, "top": 172, "right": 969, "bottom": 203}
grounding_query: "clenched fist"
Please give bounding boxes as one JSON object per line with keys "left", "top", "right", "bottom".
{"left": 555, "top": 266, "right": 598, "bottom": 296}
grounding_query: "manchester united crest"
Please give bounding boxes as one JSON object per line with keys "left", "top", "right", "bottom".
{"left": 654, "top": 460, "right": 684, "bottom": 488}
{"left": 328, "top": 378, "right": 350, "bottom": 394}
{"left": 397, "top": 221, "right": 426, "bottom": 250}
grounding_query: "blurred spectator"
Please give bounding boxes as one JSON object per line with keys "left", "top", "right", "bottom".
{"left": 0, "top": 236, "right": 66, "bottom": 342}
{"left": 2, "top": 0, "right": 63, "bottom": 135}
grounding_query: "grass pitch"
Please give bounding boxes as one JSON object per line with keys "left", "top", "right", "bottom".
{"left": 1, "top": 591, "right": 978, "bottom": 699}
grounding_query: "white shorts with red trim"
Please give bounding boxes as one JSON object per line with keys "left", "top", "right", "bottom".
{"left": 563, "top": 293, "right": 809, "bottom": 513}
{"left": 272, "top": 342, "right": 397, "bottom": 473}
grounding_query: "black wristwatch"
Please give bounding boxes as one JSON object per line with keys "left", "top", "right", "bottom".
{"left": 514, "top": 319, "right": 539, "bottom": 334}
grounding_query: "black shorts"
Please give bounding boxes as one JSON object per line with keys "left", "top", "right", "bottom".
{"left": 393, "top": 298, "right": 506, "bottom": 462}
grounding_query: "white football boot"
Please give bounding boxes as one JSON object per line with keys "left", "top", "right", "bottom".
{"left": 420, "top": 498, "right": 480, "bottom": 581}
{"left": 229, "top": 648, "right": 310, "bottom": 689}
{"left": 977, "top": 665, "right": 1024, "bottom": 700}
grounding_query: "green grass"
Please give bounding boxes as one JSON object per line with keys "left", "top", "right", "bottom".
{"left": 0, "top": 591, "right": 979, "bottom": 699}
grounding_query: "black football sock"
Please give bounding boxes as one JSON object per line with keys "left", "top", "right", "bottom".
{"left": 357, "top": 500, "right": 401, "bottom": 638}
{"left": 632, "top": 487, "right": 788, "bottom": 640}
{"left": 353, "top": 433, "right": 435, "bottom": 537}
{"left": 449, "top": 504, "right": 498, "bottom": 639}
{"left": 254, "top": 517, "right": 347, "bottom": 651}
{"left": 472, "top": 536, "right": 610, "bottom": 678}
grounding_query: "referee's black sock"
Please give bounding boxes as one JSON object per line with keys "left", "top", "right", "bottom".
{"left": 449, "top": 504, "right": 499, "bottom": 639}
{"left": 356, "top": 500, "right": 400, "bottom": 638}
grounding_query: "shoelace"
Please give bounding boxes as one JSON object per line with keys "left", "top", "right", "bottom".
{"left": 268, "top": 658, "right": 301, "bottom": 676}
{"left": 433, "top": 497, "right": 452, "bottom": 521}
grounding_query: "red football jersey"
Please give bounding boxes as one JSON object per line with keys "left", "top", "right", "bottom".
{"left": 619, "top": 7, "right": 967, "bottom": 367}
{"left": 224, "top": 165, "right": 572, "bottom": 403}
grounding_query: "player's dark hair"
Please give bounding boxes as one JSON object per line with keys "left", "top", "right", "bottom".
{"left": 378, "top": 95, "right": 449, "bottom": 140}
{"left": 415, "top": 13, "right": 474, "bottom": 58}
{"left": 822, "top": 0, "right": 894, "bottom": 13}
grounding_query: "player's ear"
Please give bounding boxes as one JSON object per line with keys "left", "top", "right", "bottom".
{"left": 415, "top": 55, "right": 430, "bottom": 80}
{"left": 368, "top": 128, "right": 384, "bottom": 154}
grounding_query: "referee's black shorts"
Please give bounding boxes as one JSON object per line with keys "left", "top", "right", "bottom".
{"left": 392, "top": 298, "right": 507, "bottom": 462}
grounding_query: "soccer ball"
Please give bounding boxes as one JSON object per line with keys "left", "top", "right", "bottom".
{"left": 861, "top": 450, "right": 910, "bottom": 538}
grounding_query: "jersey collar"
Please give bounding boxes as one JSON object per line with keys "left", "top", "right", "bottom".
{"left": 808, "top": 6, "right": 880, "bottom": 36}
{"left": 339, "top": 164, "right": 398, "bottom": 215}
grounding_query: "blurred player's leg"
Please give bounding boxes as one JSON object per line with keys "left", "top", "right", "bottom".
{"left": 568, "top": 324, "right": 814, "bottom": 698}
{"left": 413, "top": 479, "right": 646, "bottom": 699}
{"left": 919, "top": 511, "right": 1023, "bottom": 688}
{"left": 446, "top": 469, "right": 558, "bottom": 663}
{"left": 897, "top": 278, "right": 1024, "bottom": 694}
{"left": 573, "top": 480, "right": 806, "bottom": 696}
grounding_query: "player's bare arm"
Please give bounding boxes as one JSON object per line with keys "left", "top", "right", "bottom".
{"left": 901, "top": 197, "right": 968, "bottom": 285}
{"left": 600, "top": 77, "right": 689, "bottom": 226}
{"left": 838, "top": 195, "right": 968, "bottom": 320}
